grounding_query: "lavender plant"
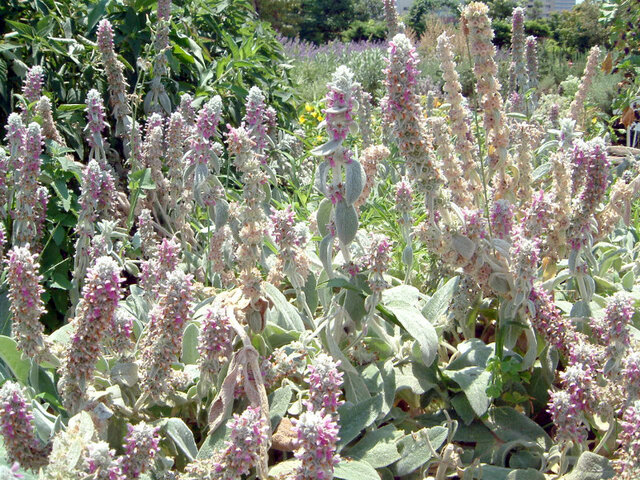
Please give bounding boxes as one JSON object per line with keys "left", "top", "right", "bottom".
{"left": 0, "top": 2, "right": 638, "bottom": 480}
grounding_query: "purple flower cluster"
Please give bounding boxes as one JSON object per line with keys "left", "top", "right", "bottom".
{"left": 96, "top": 19, "right": 132, "bottom": 140}
{"left": 490, "top": 199, "right": 514, "bottom": 240}
{"left": 139, "top": 269, "right": 193, "bottom": 400}
{"left": 12, "top": 122, "right": 45, "bottom": 247}
{"left": 22, "top": 66, "right": 44, "bottom": 104}
{"left": 292, "top": 354, "right": 344, "bottom": 480}
{"left": 140, "top": 237, "right": 180, "bottom": 295}
{"left": 209, "top": 406, "right": 269, "bottom": 480}
{"left": 363, "top": 234, "right": 393, "bottom": 293}
{"left": 5, "top": 246, "right": 46, "bottom": 359}
{"left": 197, "top": 306, "right": 234, "bottom": 382}
{"left": 292, "top": 410, "right": 341, "bottom": 480}
{"left": 0, "top": 381, "right": 49, "bottom": 470}
{"left": 590, "top": 293, "right": 634, "bottom": 359}
{"left": 60, "top": 256, "right": 123, "bottom": 411}
{"left": 243, "top": 86, "right": 274, "bottom": 156}
{"left": 85, "top": 89, "right": 107, "bottom": 155}
{"left": 121, "top": 422, "right": 161, "bottom": 478}
{"left": 383, "top": 34, "right": 441, "bottom": 209}
{"left": 567, "top": 138, "right": 609, "bottom": 251}
{"left": 615, "top": 402, "right": 640, "bottom": 478}
{"left": 305, "top": 353, "right": 344, "bottom": 416}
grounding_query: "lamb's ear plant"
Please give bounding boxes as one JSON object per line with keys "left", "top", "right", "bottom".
{"left": 0, "top": 1, "right": 640, "bottom": 479}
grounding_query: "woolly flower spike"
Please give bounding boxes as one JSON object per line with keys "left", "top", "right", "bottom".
{"left": 96, "top": 19, "right": 132, "bottom": 140}
{"left": 178, "top": 93, "right": 196, "bottom": 127}
{"left": 623, "top": 351, "right": 640, "bottom": 400}
{"left": 567, "top": 138, "right": 609, "bottom": 251}
{"left": 510, "top": 8, "right": 527, "bottom": 96}
{"left": 140, "top": 237, "right": 180, "bottom": 295}
{"left": 5, "top": 113, "right": 26, "bottom": 160}
{"left": 525, "top": 36, "right": 538, "bottom": 90}
{"left": 0, "top": 381, "right": 49, "bottom": 470}
{"left": 547, "top": 389, "right": 588, "bottom": 445}
{"left": 490, "top": 199, "right": 513, "bottom": 240}
{"left": 72, "top": 160, "right": 116, "bottom": 300}
{"left": 510, "top": 231, "right": 540, "bottom": 306}
{"left": 293, "top": 409, "right": 340, "bottom": 480}
{"left": 383, "top": 34, "right": 441, "bottom": 205}
{"left": 437, "top": 32, "right": 476, "bottom": 180}
{"left": 36, "top": 96, "right": 64, "bottom": 145}
{"left": 109, "top": 310, "right": 135, "bottom": 357}
{"left": 323, "top": 66, "right": 357, "bottom": 144}
{"left": 139, "top": 269, "right": 193, "bottom": 401}
{"left": 382, "top": 0, "right": 400, "bottom": 38}
{"left": 569, "top": 45, "right": 600, "bottom": 126}
{"left": 197, "top": 95, "right": 223, "bottom": 140}
{"left": 428, "top": 116, "right": 472, "bottom": 208}
{"left": 528, "top": 287, "right": 575, "bottom": 356}
{"left": 59, "top": 256, "right": 122, "bottom": 412}
{"left": 243, "top": 86, "right": 270, "bottom": 154}
{"left": 591, "top": 293, "right": 634, "bottom": 360}
{"left": 138, "top": 208, "right": 159, "bottom": 259}
{"left": 306, "top": 353, "right": 344, "bottom": 415}
{"left": 395, "top": 179, "right": 413, "bottom": 220}
{"left": 85, "top": 89, "right": 107, "bottom": 153}
{"left": 121, "top": 423, "right": 161, "bottom": 479}
{"left": 157, "top": 0, "right": 171, "bottom": 20}
{"left": 364, "top": 235, "right": 393, "bottom": 293}
{"left": 462, "top": 2, "right": 509, "bottom": 172}
{"left": 269, "top": 206, "right": 310, "bottom": 288}
{"left": 355, "top": 144, "right": 388, "bottom": 208}
{"left": 22, "top": 66, "right": 44, "bottom": 104}
{"left": 197, "top": 306, "right": 234, "bottom": 382}
{"left": 205, "top": 406, "right": 268, "bottom": 480}
{"left": 84, "top": 441, "right": 124, "bottom": 480}
{"left": 12, "top": 122, "right": 43, "bottom": 247}
{"left": 5, "top": 246, "right": 46, "bottom": 359}
{"left": 615, "top": 402, "right": 640, "bottom": 479}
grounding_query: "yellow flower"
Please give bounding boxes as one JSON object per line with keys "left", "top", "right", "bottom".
{"left": 316, "top": 135, "right": 323, "bottom": 142}
{"left": 316, "top": 115, "right": 324, "bottom": 122}
{"left": 299, "top": 115, "right": 306, "bottom": 124}
{"left": 434, "top": 98, "right": 442, "bottom": 108}
{"left": 305, "top": 104, "right": 314, "bottom": 112}
{"left": 591, "top": 117, "right": 597, "bottom": 124}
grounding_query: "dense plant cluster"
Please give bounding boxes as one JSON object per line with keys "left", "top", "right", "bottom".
{"left": 0, "top": 0, "right": 639, "bottom": 479}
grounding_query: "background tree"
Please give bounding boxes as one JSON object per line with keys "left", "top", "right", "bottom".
{"left": 298, "top": 0, "right": 356, "bottom": 43}
{"left": 406, "top": 0, "right": 459, "bottom": 37}
{"left": 254, "top": 0, "right": 303, "bottom": 37}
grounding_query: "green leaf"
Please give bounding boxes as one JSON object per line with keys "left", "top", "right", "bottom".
{"left": 395, "top": 426, "right": 448, "bottom": 476}
{"left": 0, "top": 335, "right": 31, "bottom": 385}
{"left": 263, "top": 282, "right": 305, "bottom": 331}
{"left": 87, "top": 0, "right": 110, "bottom": 32}
{"left": 422, "top": 276, "right": 459, "bottom": 325}
{"left": 181, "top": 323, "right": 199, "bottom": 365}
{"left": 396, "top": 362, "right": 438, "bottom": 395}
{"left": 164, "top": 418, "right": 198, "bottom": 461}
{"left": 481, "top": 407, "right": 552, "bottom": 452}
{"left": 386, "top": 302, "right": 438, "bottom": 366}
{"left": 337, "top": 395, "right": 383, "bottom": 447}
{"left": 197, "top": 423, "right": 228, "bottom": 460}
{"left": 622, "top": 270, "right": 635, "bottom": 291}
{"left": 269, "top": 385, "right": 292, "bottom": 430}
{"left": 52, "top": 178, "right": 71, "bottom": 211}
{"left": 445, "top": 366, "right": 492, "bottom": 418}
{"left": 335, "top": 458, "right": 381, "bottom": 480}
{"left": 269, "top": 459, "right": 300, "bottom": 477}
{"left": 345, "top": 424, "right": 402, "bottom": 468}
